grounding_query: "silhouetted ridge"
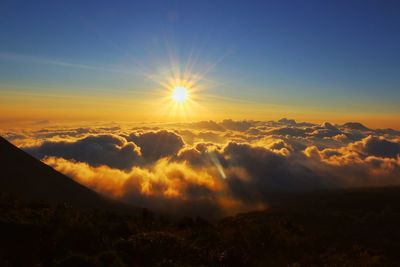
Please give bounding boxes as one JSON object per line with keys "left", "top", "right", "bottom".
{"left": 0, "top": 136, "right": 138, "bottom": 213}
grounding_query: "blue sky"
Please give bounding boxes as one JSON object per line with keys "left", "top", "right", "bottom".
{"left": 0, "top": 0, "right": 399, "bottom": 126}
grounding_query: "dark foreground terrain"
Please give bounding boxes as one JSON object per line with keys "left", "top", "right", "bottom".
{"left": 1, "top": 137, "right": 399, "bottom": 266}
{"left": 1, "top": 186, "right": 400, "bottom": 267}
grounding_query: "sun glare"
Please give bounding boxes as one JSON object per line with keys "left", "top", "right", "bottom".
{"left": 149, "top": 55, "right": 213, "bottom": 119}
{"left": 172, "top": 86, "right": 188, "bottom": 103}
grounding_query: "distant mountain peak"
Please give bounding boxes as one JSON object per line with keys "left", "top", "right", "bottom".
{"left": 321, "top": 122, "right": 338, "bottom": 130}
{"left": 342, "top": 122, "right": 370, "bottom": 131}
{"left": 278, "top": 118, "right": 296, "bottom": 125}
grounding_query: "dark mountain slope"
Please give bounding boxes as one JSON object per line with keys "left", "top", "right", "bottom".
{"left": 0, "top": 136, "right": 138, "bottom": 213}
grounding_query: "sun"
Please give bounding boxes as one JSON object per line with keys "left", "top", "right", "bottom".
{"left": 171, "top": 86, "right": 188, "bottom": 103}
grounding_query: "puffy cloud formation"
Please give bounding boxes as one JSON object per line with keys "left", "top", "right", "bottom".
{"left": 43, "top": 157, "right": 235, "bottom": 217}
{"left": 222, "top": 142, "right": 325, "bottom": 190}
{"left": 125, "top": 130, "right": 184, "bottom": 162}
{"left": 2, "top": 119, "right": 400, "bottom": 217}
{"left": 350, "top": 136, "right": 400, "bottom": 158}
{"left": 303, "top": 135, "right": 400, "bottom": 187}
{"left": 304, "top": 135, "right": 400, "bottom": 163}
{"left": 25, "top": 134, "right": 141, "bottom": 170}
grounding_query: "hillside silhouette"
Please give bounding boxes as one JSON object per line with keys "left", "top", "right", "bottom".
{"left": 0, "top": 136, "right": 138, "bottom": 213}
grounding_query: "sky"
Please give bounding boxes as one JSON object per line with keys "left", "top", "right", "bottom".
{"left": 0, "top": 0, "right": 399, "bottom": 128}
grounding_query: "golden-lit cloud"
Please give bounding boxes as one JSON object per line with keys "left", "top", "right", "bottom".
{"left": 3, "top": 118, "right": 400, "bottom": 217}
{"left": 43, "top": 156, "right": 259, "bottom": 217}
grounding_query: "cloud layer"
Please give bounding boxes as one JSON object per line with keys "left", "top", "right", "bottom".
{"left": 3, "top": 119, "right": 400, "bottom": 217}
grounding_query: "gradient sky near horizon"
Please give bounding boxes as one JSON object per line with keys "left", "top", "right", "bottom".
{"left": 0, "top": 0, "right": 399, "bottom": 128}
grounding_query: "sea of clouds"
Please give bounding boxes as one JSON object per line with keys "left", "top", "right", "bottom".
{"left": 2, "top": 118, "right": 400, "bottom": 217}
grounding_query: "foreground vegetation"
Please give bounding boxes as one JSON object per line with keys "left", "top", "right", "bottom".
{"left": 1, "top": 187, "right": 400, "bottom": 267}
